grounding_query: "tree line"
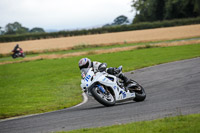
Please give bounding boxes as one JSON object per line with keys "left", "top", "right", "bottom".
{"left": 0, "top": 22, "right": 45, "bottom": 35}
{"left": 1, "top": 17, "right": 199, "bottom": 43}
{"left": 132, "top": 0, "right": 200, "bottom": 23}
{"left": 0, "top": 0, "right": 200, "bottom": 42}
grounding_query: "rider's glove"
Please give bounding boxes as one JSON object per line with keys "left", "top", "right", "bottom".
{"left": 98, "top": 63, "right": 107, "bottom": 72}
{"left": 114, "top": 68, "right": 120, "bottom": 74}
{"left": 114, "top": 66, "right": 122, "bottom": 76}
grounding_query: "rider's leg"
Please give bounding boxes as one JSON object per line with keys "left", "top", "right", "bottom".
{"left": 106, "top": 67, "right": 114, "bottom": 74}
{"left": 118, "top": 73, "right": 130, "bottom": 85}
{"left": 107, "top": 67, "right": 130, "bottom": 85}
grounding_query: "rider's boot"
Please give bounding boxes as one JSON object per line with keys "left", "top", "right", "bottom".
{"left": 118, "top": 73, "right": 131, "bottom": 86}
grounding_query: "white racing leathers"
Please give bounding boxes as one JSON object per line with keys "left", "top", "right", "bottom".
{"left": 92, "top": 61, "right": 102, "bottom": 72}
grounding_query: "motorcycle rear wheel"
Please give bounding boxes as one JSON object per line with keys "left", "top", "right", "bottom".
{"left": 133, "top": 84, "right": 146, "bottom": 102}
{"left": 22, "top": 53, "right": 25, "bottom": 58}
{"left": 91, "top": 86, "right": 116, "bottom": 107}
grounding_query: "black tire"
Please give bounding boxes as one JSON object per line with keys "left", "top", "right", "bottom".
{"left": 133, "top": 85, "right": 146, "bottom": 102}
{"left": 22, "top": 53, "right": 25, "bottom": 58}
{"left": 90, "top": 86, "right": 116, "bottom": 107}
{"left": 12, "top": 54, "right": 17, "bottom": 59}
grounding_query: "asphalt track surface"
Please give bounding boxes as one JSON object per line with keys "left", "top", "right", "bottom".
{"left": 0, "top": 58, "right": 200, "bottom": 133}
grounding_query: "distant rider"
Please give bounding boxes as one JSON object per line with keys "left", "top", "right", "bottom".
{"left": 12, "top": 44, "right": 22, "bottom": 54}
{"left": 78, "top": 58, "right": 130, "bottom": 86}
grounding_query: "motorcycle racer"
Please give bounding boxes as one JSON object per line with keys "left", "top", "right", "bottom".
{"left": 12, "top": 44, "right": 23, "bottom": 55}
{"left": 13, "top": 44, "right": 20, "bottom": 52}
{"left": 11, "top": 44, "right": 25, "bottom": 58}
{"left": 78, "top": 58, "right": 130, "bottom": 86}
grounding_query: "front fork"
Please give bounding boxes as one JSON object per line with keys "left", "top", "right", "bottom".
{"left": 97, "top": 85, "right": 106, "bottom": 93}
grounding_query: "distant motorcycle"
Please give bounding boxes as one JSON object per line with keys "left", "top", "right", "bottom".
{"left": 80, "top": 66, "right": 146, "bottom": 106}
{"left": 11, "top": 48, "right": 25, "bottom": 59}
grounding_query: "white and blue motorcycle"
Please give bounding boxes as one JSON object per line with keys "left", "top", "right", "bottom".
{"left": 80, "top": 66, "right": 146, "bottom": 106}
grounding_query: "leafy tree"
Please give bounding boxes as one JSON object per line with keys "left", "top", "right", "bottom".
{"left": 5, "top": 22, "right": 29, "bottom": 35}
{"left": 104, "top": 15, "right": 130, "bottom": 27}
{"left": 113, "top": 15, "right": 129, "bottom": 25}
{"left": 30, "top": 27, "right": 45, "bottom": 33}
{"left": 164, "top": 0, "right": 200, "bottom": 19}
{"left": 193, "top": 0, "right": 200, "bottom": 14}
{"left": 103, "top": 15, "right": 129, "bottom": 27}
{"left": 132, "top": 0, "right": 200, "bottom": 23}
{"left": 4, "top": 22, "right": 45, "bottom": 35}
{"left": 0, "top": 27, "right": 5, "bottom": 35}
{"left": 132, "top": 0, "right": 166, "bottom": 23}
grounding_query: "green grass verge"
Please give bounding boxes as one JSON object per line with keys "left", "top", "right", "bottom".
{"left": 57, "top": 114, "right": 200, "bottom": 133}
{"left": 0, "top": 44, "right": 200, "bottom": 119}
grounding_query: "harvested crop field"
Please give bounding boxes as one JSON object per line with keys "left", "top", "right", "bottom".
{"left": 0, "top": 24, "right": 200, "bottom": 54}
{"left": 1, "top": 39, "right": 200, "bottom": 65}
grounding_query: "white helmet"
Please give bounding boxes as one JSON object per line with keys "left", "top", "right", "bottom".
{"left": 78, "top": 58, "right": 92, "bottom": 70}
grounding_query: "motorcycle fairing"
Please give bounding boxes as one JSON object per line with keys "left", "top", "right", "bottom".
{"left": 81, "top": 68, "right": 135, "bottom": 101}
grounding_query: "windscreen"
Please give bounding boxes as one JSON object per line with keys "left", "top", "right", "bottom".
{"left": 81, "top": 68, "right": 89, "bottom": 79}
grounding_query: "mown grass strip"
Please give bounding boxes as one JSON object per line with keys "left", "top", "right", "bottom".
{"left": 1, "top": 39, "right": 200, "bottom": 65}
{"left": 0, "top": 44, "right": 200, "bottom": 119}
{"left": 0, "top": 42, "right": 143, "bottom": 61}
{"left": 57, "top": 114, "right": 200, "bottom": 133}
{"left": 1, "top": 36, "right": 199, "bottom": 60}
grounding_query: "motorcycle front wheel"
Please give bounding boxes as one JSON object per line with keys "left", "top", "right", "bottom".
{"left": 12, "top": 54, "right": 17, "bottom": 59}
{"left": 91, "top": 86, "right": 115, "bottom": 107}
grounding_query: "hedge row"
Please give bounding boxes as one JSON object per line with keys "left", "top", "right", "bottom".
{"left": 0, "top": 17, "right": 200, "bottom": 43}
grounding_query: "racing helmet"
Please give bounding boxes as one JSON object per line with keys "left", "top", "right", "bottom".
{"left": 78, "top": 58, "right": 92, "bottom": 70}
